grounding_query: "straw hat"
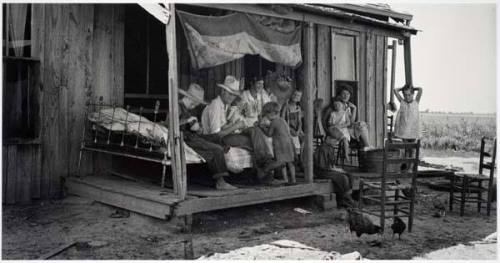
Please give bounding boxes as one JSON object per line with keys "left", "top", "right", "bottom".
{"left": 217, "top": 75, "right": 241, "bottom": 97}
{"left": 178, "top": 83, "right": 208, "bottom": 105}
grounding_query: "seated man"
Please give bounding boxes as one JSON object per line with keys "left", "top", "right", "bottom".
{"left": 178, "top": 83, "right": 237, "bottom": 190}
{"left": 314, "top": 139, "right": 356, "bottom": 208}
{"left": 201, "top": 75, "right": 275, "bottom": 182}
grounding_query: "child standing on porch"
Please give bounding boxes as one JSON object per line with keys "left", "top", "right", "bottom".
{"left": 393, "top": 84, "right": 423, "bottom": 141}
{"left": 259, "top": 102, "right": 296, "bottom": 184}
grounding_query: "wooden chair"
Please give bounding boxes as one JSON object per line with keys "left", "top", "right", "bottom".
{"left": 358, "top": 140, "right": 420, "bottom": 233}
{"left": 336, "top": 139, "right": 360, "bottom": 167}
{"left": 449, "top": 137, "right": 496, "bottom": 216}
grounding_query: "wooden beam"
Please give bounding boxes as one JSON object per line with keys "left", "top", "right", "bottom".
{"left": 304, "top": 22, "right": 314, "bottom": 183}
{"left": 324, "top": 4, "right": 413, "bottom": 22}
{"left": 173, "top": 182, "right": 332, "bottom": 216}
{"left": 66, "top": 177, "right": 174, "bottom": 219}
{"left": 165, "top": 4, "right": 185, "bottom": 200}
{"left": 403, "top": 36, "right": 413, "bottom": 86}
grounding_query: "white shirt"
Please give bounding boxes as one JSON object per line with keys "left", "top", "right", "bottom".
{"left": 201, "top": 96, "right": 228, "bottom": 135}
{"left": 240, "top": 89, "right": 271, "bottom": 127}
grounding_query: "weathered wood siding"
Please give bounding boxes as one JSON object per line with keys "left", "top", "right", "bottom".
{"left": 2, "top": 143, "right": 42, "bottom": 204}
{"left": 18, "top": 4, "right": 125, "bottom": 201}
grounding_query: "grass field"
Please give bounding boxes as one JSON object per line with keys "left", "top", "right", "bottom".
{"left": 420, "top": 112, "right": 496, "bottom": 152}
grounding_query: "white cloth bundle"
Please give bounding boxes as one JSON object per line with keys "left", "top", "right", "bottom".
{"left": 88, "top": 107, "right": 205, "bottom": 163}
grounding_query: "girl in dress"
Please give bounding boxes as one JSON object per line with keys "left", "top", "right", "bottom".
{"left": 281, "top": 90, "right": 304, "bottom": 154}
{"left": 394, "top": 84, "right": 423, "bottom": 141}
{"left": 259, "top": 102, "right": 296, "bottom": 184}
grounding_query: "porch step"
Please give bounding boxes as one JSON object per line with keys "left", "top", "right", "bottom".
{"left": 66, "top": 175, "right": 333, "bottom": 220}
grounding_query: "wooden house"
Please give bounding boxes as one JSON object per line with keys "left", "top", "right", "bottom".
{"left": 2, "top": 3, "right": 417, "bottom": 221}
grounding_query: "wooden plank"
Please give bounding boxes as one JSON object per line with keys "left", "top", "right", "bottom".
{"left": 31, "top": 145, "right": 41, "bottom": 199}
{"left": 31, "top": 4, "right": 45, "bottom": 141}
{"left": 330, "top": 30, "right": 336, "bottom": 101}
{"left": 375, "top": 35, "right": 385, "bottom": 147}
{"left": 16, "top": 146, "right": 33, "bottom": 203}
{"left": 92, "top": 4, "right": 114, "bottom": 174}
{"left": 166, "top": 4, "right": 185, "bottom": 199}
{"left": 173, "top": 182, "right": 332, "bottom": 216}
{"left": 316, "top": 25, "right": 330, "bottom": 101}
{"left": 38, "top": 242, "right": 77, "bottom": 260}
{"left": 403, "top": 36, "right": 413, "bottom": 86}
{"left": 66, "top": 177, "right": 173, "bottom": 220}
{"left": 93, "top": 4, "right": 114, "bottom": 103}
{"left": 68, "top": 175, "right": 181, "bottom": 204}
{"left": 113, "top": 5, "right": 125, "bottom": 105}
{"left": 303, "top": 22, "right": 315, "bottom": 183}
{"left": 6, "top": 146, "right": 17, "bottom": 204}
{"left": 66, "top": 4, "right": 95, "bottom": 178}
{"left": 41, "top": 4, "right": 67, "bottom": 199}
{"left": 2, "top": 146, "right": 8, "bottom": 203}
{"left": 327, "top": 4, "right": 414, "bottom": 22}
{"left": 382, "top": 37, "right": 388, "bottom": 145}
{"left": 365, "top": 32, "right": 376, "bottom": 146}
{"left": 357, "top": 32, "right": 366, "bottom": 122}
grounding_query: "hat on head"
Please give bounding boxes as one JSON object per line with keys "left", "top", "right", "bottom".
{"left": 217, "top": 75, "right": 241, "bottom": 97}
{"left": 178, "top": 83, "right": 208, "bottom": 105}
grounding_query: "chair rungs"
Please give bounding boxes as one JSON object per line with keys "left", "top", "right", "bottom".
{"left": 362, "top": 196, "right": 412, "bottom": 205}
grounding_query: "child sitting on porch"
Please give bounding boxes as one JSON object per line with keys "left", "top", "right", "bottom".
{"left": 394, "top": 84, "right": 423, "bottom": 141}
{"left": 328, "top": 101, "right": 351, "bottom": 158}
{"left": 259, "top": 102, "right": 296, "bottom": 184}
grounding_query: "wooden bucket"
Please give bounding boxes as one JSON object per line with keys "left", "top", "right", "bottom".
{"left": 358, "top": 148, "right": 405, "bottom": 173}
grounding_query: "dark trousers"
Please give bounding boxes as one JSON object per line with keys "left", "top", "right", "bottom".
{"left": 184, "top": 132, "right": 228, "bottom": 178}
{"left": 316, "top": 169, "right": 352, "bottom": 196}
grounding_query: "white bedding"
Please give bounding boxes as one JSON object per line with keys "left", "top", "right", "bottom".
{"left": 88, "top": 108, "right": 205, "bottom": 163}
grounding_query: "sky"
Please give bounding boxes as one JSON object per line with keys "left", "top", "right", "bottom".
{"left": 390, "top": 3, "right": 496, "bottom": 114}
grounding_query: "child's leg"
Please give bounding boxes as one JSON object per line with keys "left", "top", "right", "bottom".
{"left": 281, "top": 166, "right": 289, "bottom": 183}
{"left": 341, "top": 137, "right": 349, "bottom": 158}
{"left": 287, "top": 162, "right": 296, "bottom": 184}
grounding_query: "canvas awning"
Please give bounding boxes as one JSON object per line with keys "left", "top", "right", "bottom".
{"left": 177, "top": 10, "right": 302, "bottom": 70}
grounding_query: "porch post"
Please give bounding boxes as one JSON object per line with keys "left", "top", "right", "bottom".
{"left": 403, "top": 36, "right": 413, "bottom": 86}
{"left": 165, "top": 4, "right": 186, "bottom": 200}
{"left": 304, "top": 22, "right": 314, "bottom": 183}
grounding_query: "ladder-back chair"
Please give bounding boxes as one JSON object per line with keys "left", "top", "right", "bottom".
{"left": 449, "top": 137, "right": 496, "bottom": 216}
{"left": 358, "top": 140, "right": 420, "bottom": 232}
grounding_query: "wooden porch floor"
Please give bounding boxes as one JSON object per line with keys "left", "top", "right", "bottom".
{"left": 66, "top": 175, "right": 333, "bottom": 220}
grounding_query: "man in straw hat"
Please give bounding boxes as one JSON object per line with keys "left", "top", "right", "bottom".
{"left": 202, "top": 75, "right": 276, "bottom": 183}
{"left": 179, "top": 83, "right": 238, "bottom": 190}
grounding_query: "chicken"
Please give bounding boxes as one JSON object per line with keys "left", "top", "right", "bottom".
{"left": 432, "top": 197, "right": 447, "bottom": 217}
{"left": 347, "top": 208, "right": 383, "bottom": 238}
{"left": 390, "top": 217, "right": 406, "bottom": 239}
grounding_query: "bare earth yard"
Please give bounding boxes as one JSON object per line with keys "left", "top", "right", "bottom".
{"left": 2, "top": 173, "right": 496, "bottom": 260}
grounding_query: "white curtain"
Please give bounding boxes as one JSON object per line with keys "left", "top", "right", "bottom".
{"left": 7, "top": 4, "right": 28, "bottom": 57}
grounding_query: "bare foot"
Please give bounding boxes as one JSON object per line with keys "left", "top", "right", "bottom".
{"left": 215, "top": 179, "right": 238, "bottom": 190}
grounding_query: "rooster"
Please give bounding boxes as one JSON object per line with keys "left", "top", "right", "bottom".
{"left": 390, "top": 217, "right": 406, "bottom": 239}
{"left": 347, "top": 208, "right": 383, "bottom": 238}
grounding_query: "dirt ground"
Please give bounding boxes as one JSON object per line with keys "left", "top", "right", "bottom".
{"left": 2, "top": 179, "right": 497, "bottom": 260}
